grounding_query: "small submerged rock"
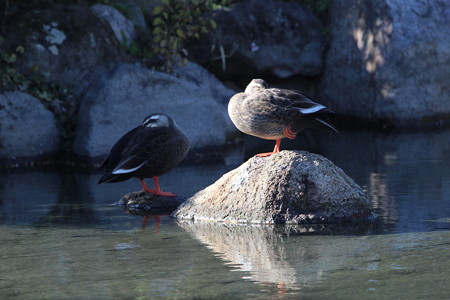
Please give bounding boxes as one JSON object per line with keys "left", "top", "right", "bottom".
{"left": 119, "top": 191, "right": 186, "bottom": 216}
{"left": 172, "top": 150, "right": 374, "bottom": 224}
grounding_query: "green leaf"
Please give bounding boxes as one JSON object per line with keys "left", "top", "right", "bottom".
{"left": 152, "top": 6, "right": 164, "bottom": 15}
{"left": 152, "top": 27, "right": 163, "bottom": 35}
{"left": 176, "top": 28, "right": 185, "bottom": 39}
{"left": 152, "top": 18, "right": 163, "bottom": 26}
{"left": 5, "top": 54, "right": 17, "bottom": 63}
{"left": 16, "top": 45, "right": 25, "bottom": 54}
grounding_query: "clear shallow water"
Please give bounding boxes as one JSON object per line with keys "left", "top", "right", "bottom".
{"left": 1, "top": 129, "right": 450, "bottom": 299}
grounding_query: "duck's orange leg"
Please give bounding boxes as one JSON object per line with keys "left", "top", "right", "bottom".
{"left": 140, "top": 177, "right": 176, "bottom": 196}
{"left": 256, "top": 126, "right": 296, "bottom": 157}
{"left": 256, "top": 139, "right": 282, "bottom": 157}
{"left": 283, "top": 126, "right": 297, "bottom": 139}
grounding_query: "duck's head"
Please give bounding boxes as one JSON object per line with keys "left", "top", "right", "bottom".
{"left": 142, "top": 113, "right": 173, "bottom": 128}
{"left": 245, "top": 79, "right": 268, "bottom": 93}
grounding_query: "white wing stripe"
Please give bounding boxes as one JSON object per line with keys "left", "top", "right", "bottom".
{"left": 299, "top": 104, "right": 326, "bottom": 114}
{"left": 112, "top": 161, "right": 146, "bottom": 174}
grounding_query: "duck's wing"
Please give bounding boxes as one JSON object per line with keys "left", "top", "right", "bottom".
{"left": 109, "top": 127, "right": 167, "bottom": 175}
{"left": 267, "top": 88, "right": 327, "bottom": 113}
{"left": 98, "top": 130, "right": 139, "bottom": 173}
{"left": 269, "top": 88, "right": 338, "bottom": 132}
{"left": 97, "top": 126, "right": 147, "bottom": 183}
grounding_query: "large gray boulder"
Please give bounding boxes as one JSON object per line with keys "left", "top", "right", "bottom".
{"left": 0, "top": 92, "right": 60, "bottom": 167}
{"left": 173, "top": 150, "right": 373, "bottom": 224}
{"left": 319, "top": 0, "right": 450, "bottom": 127}
{"left": 188, "top": 0, "right": 324, "bottom": 79}
{"left": 73, "top": 62, "right": 236, "bottom": 163}
{"left": 2, "top": 5, "right": 126, "bottom": 93}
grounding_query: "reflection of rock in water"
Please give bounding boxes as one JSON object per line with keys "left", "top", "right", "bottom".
{"left": 0, "top": 167, "right": 62, "bottom": 225}
{"left": 178, "top": 221, "right": 299, "bottom": 289}
{"left": 36, "top": 167, "right": 98, "bottom": 226}
{"left": 178, "top": 221, "right": 369, "bottom": 289}
{"left": 178, "top": 221, "right": 374, "bottom": 290}
{"left": 369, "top": 172, "right": 398, "bottom": 225}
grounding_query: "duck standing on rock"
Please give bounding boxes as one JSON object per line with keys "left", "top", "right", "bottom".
{"left": 97, "top": 113, "right": 189, "bottom": 196}
{"left": 228, "top": 79, "right": 337, "bottom": 157}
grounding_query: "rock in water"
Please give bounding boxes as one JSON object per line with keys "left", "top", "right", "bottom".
{"left": 172, "top": 151, "right": 373, "bottom": 224}
{"left": 119, "top": 191, "right": 186, "bottom": 216}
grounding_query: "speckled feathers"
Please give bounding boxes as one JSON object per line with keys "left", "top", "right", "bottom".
{"left": 228, "top": 79, "right": 337, "bottom": 140}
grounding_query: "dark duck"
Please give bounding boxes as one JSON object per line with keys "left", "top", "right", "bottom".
{"left": 228, "top": 79, "right": 337, "bottom": 157}
{"left": 98, "top": 113, "right": 189, "bottom": 196}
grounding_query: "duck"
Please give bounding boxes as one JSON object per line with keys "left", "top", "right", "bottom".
{"left": 97, "top": 113, "right": 189, "bottom": 196}
{"left": 228, "top": 79, "right": 337, "bottom": 157}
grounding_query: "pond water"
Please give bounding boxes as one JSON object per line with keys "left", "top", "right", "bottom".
{"left": 1, "top": 129, "right": 449, "bottom": 299}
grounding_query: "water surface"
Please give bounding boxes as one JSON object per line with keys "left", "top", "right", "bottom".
{"left": 1, "top": 129, "right": 449, "bottom": 299}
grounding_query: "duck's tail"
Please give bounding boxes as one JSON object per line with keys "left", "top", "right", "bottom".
{"left": 314, "top": 117, "right": 339, "bottom": 133}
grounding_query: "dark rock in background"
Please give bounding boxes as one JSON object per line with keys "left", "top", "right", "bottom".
{"left": 2, "top": 4, "right": 127, "bottom": 94}
{"left": 173, "top": 150, "right": 373, "bottom": 224}
{"left": 0, "top": 91, "right": 60, "bottom": 167}
{"left": 187, "top": 0, "right": 324, "bottom": 80}
{"left": 73, "top": 62, "right": 236, "bottom": 164}
{"left": 319, "top": 0, "right": 450, "bottom": 127}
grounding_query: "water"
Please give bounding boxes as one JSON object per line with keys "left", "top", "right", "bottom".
{"left": 1, "top": 129, "right": 449, "bottom": 299}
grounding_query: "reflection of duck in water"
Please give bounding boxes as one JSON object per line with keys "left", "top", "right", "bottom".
{"left": 98, "top": 113, "right": 189, "bottom": 196}
{"left": 143, "top": 215, "right": 164, "bottom": 234}
{"left": 228, "top": 79, "right": 337, "bottom": 157}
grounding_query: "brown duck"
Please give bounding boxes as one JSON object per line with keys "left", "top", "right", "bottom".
{"left": 98, "top": 113, "right": 189, "bottom": 196}
{"left": 228, "top": 79, "right": 337, "bottom": 156}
